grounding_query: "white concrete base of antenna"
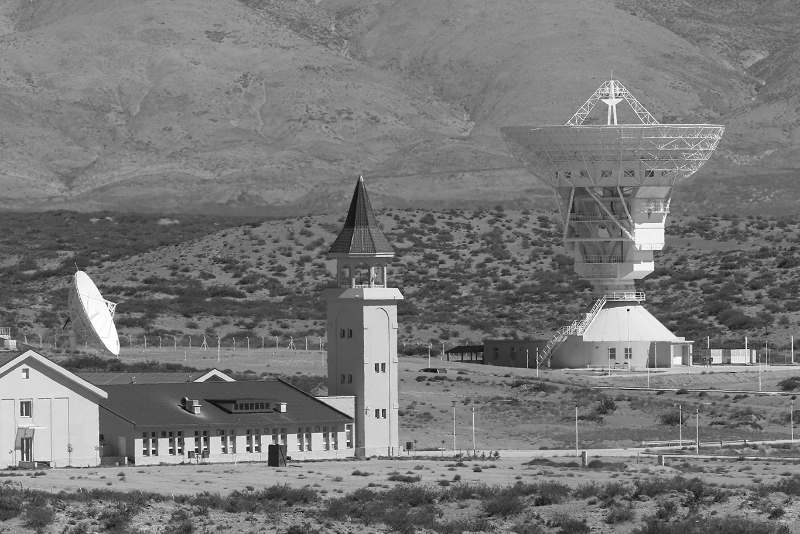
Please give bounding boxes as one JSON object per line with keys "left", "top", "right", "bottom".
{"left": 501, "top": 80, "right": 724, "bottom": 369}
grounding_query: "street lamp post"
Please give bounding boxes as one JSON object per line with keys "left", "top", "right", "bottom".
{"left": 792, "top": 396, "right": 797, "bottom": 442}
{"left": 471, "top": 406, "right": 476, "bottom": 457}
{"left": 574, "top": 401, "right": 579, "bottom": 457}
{"left": 679, "top": 404, "right": 682, "bottom": 447}
{"left": 428, "top": 342, "right": 432, "bottom": 369}
{"left": 695, "top": 407, "right": 700, "bottom": 455}
{"left": 451, "top": 400, "right": 457, "bottom": 454}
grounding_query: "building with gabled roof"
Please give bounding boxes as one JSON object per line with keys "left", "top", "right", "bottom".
{"left": 97, "top": 379, "right": 354, "bottom": 465}
{"left": 0, "top": 349, "right": 107, "bottom": 468}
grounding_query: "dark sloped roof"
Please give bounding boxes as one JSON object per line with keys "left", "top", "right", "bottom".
{"left": 80, "top": 372, "right": 209, "bottom": 385}
{"left": 0, "top": 351, "right": 23, "bottom": 368}
{"left": 328, "top": 176, "right": 395, "bottom": 256}
{"left": 99, "top": 380, "right": 352, "bottom": 429}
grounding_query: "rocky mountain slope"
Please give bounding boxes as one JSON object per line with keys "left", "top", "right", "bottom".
{"left": 0, "top": 0, "right": 796, "bottom": 214}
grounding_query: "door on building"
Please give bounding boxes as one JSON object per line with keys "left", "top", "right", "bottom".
{"left": 20, "top": 437, "right": 34, "bottom": 464}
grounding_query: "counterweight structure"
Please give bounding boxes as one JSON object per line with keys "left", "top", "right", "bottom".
{"left": 501, "top": 80, "right": 723, "bottom": 368}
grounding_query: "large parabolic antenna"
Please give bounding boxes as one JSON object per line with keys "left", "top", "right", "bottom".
{"left": 67, "top": 271, "right": 120, "bottom": 356}
{"left": 500, "top": 80, "right": 724, "bottom": 367}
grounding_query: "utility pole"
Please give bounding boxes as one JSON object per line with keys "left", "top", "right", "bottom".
{"left": 695, "top": 407, "right": 700, "bottom": 454}
{"left": 679, "top": 404, "right": 682, "bottom": 446}
{"left": 451, "top": 400, "right": 457, "bottom": 454}
{"left": 575, "top": 401, "right": 579, "bottom": 457}
{"left": 471, "top": 406, "right": 476, "bottom": 457}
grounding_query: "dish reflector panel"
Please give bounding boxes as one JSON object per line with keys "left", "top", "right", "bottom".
{"left": 67, "top": 271, "right": 120, "bottom": 356}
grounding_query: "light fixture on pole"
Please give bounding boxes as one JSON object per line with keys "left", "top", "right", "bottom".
{"left": 574, "top": 401, "right": 579, "bottom": 457}
{"left": 695, "top": 407, "right": 700, "bottom": 455}
{"left": 451, "top": 400, "right": 457, "bottom": 453}
{"left": 678, "top": 404, "right": 682, "bottom": 447}
{"left": 471, "top": 406, "right": 476, "bottom": 457}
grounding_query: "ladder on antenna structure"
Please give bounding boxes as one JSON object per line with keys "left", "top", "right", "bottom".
{"left": 537, "top": 296, "right": 607, "bottom": 368}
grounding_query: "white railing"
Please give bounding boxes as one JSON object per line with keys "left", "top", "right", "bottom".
{"left": 605, "top": 291, "right": 646, "bottom": 302}
{"left": 636, "top": 201, "right": 670, "bottom": 213}
{"left": 570, "top": 212, "right": 616, "bottom": 221}
{"left": 344, "top": 283, "right": 387, "bottom": 289}
{"left": 537, "top": 296, "right": 607, "bottom": 368}
{"left": 580, "top": 255, "right": 624, "bottom": 264}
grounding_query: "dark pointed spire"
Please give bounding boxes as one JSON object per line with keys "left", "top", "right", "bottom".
{"left": 328, "top": 176, "right": 395, "bottom": 256}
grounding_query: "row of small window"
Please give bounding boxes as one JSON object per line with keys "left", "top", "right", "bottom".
{"left": 141, "top": 426, "right": 354, "bottom": 456}
{"left": 234, "top": 402, "right": 270, "bottom": 411}
{"left": 556, "top": 170, "right": 668, "bottom": 179}
{"left": 374, "top": 409, "right": 387, "bottom": 419}
{"left": 339, "top": 329, "right": 354, "bottom": 338}
{"left": 141, "top": 428, "right": 287, "bottom": 457}
{"left": 608, "top": 348, "right": 632, "bottom": 359}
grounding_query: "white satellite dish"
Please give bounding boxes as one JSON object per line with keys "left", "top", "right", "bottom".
{"left": 66, "top": 271, "right": 120, "bottom": 356}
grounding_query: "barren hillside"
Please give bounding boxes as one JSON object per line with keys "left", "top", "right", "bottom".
{"left": 0, "top": 0, "right": 797, "bottom": 214}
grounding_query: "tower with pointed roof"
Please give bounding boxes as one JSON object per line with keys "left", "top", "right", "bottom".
{"left": 323, "top": 176, "right": 402, "bottom": 457}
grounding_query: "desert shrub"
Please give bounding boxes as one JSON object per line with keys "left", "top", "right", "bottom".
{"left": 388, "top": 474, "right": 421, "bottom": 483}
{"left": 384, "top": 484, "right": 439, "bottom": 508}
{"left": 604, "top": 504, "right": 635, "bottom": 524}
{"left": 534, "top": 481, "right": 571, "bottom": 505}
{"left": 675, "top": 388, "right": 689, "bottom": 395}
{"left": 473, "top": 466, "right": 482, "bottom": 472}
{"left": 0, "top": 487, "right": 24, "bottom": 521}
{"left": 352, "top": 469, "right": 372, "bottom": 476}
{"left": 24, "top": 505, "right": 55, "bottom": 529}
{"left": 163, "top": 508, "right": 194, "bottom": 534}
{"left": 260, "top": 484, "right": 319, "bottom": 505}
{"left": 659, "top": 411, "right": 685, "bottom": 426}
{"left": 440, "top": 483, "right": 493, "bottom": 501}
{"left": 98, "top": 502, "right": 139, "bottom": 533}
{"left": 632, "top": 515, "right": 790, "bottom": 534}
{"left": 573, "top": 481, "right": 602, "bottom": 499}
{"left": 595, "top": 396, "right": 618, "bottom": 415}
{"left": 511, "top": 523, "right": 547, "bottom": 534}
{"left": 482, "top": 494, "right": 525, "bottom": 517}
{"left": 777, "top": 376, "right": 800, "bottom": 391}
{"left": 557, "top": 517, "right": 591, "bottom": 534}
{"left": 283, "top": 523, "right": 323, "bottom": 534}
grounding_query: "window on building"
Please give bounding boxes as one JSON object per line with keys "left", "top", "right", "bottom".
{"left": 580, "top": 170, "right": 590, "bottom": 179}
{"left": 168, "top": 431, "right": 175, "bottom": 455}
{"left": 194, "top": 431, "right": 200, "bottom": 454}
{"left": 340, "top": 374, "right": 345, "bottom": 384}
{"left": 624, "top": 347, "right": 632, "bottom": 360}
{"left": 374, "top": 408, "right": 380, "bottom": 418}
{"left": 280, "top": 428, "right": 287, "bottom": 446}
{"left": 202, "top": 431, "right": 209, "bottom": 454}
{"left": 380, "top": 363, "right": 386, "bottom": 373}
{"left": 323, "top": 426, "right": 330, "bottom": 451}
{"left": 347, "top": 329, "right": 353, "bottom": 338}
{"left": 339, "top": 329, "right": 345, "bottom": 338}
{"left": 220, "top": 430, "right": 228, "bottom": 454}
{"left": 381, "top": 409, "right": 387, "bottom": 419}
{"left": 645, "top": 169, "right": 655, "bottom": 178}
{"left": 348, "top": 374, "right": 353, "bottom": 383}
{"left": 375, "top": 363, "right": 380, "bottom": 373}
{"left": 150, "top": 432, "right": 158, "bottom": 456}
{"left": 332, "top": 426, "right": 339, "bottom": 450}
{"left": 305, "top": 428, "right": 311, "bottom": 451}
{"left": 246, "top": 429, "right": 253, "bottom": 453}
{"left": 177, "top": 431, "right": 184, "bottom": 455}
{"left": 345, "top": 424, "right": 353, "bottom": 448}
{"left": 297, "top": 428, "right": 304, "bottom": 451}
{"left": 608, "top": 347, "right": 617, "bottom": 360}
{"left": 601, "top": 170, "right": 613, "bottom": 178}
{"left": 624, "top": 170, "right": 636, "bottom": 178}
{"left": 21, "top": 368, "right": 29, "bottom": 379}
{"left": 142, "top": 432, "right": 149, "bottom": 456}
{"left": 19, "top": 400, "right": 31, "bottom": 418}
{"left": 563, "top": 171, "right": 571, "bottom": 180}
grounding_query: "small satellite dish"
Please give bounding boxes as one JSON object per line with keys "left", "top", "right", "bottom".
{"left": 66, "top": 271, "right": 120, "bottom": 356}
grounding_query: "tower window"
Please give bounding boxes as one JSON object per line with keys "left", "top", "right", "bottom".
{"left": 645, "top": 170, "right": 655, "bottom": 178}
{"left": 625, "top": 347, "right": 632, "bottom": 360}
{"left": 21, "top": 368, "right": 29, "bottom": 379}
{"left": 339, "top": 329, "right": 345, "bottom": 338}
{"left": 374, "top": 409, "right": 380, "bottom": 418}
{"left": 340, "top": 374, "right": 345, "bottom": 384}
{"left": 624, "top": 170, "right": 636, "bottom": 178}
{"left": 20, "top": 400, "right": 31, "bottom": 418}
{"left": 381, "top": 409, "right": 387, "bottom": 419}
{"left": 380, "top": 363, "right": 386, "bottom": 373}
{"left": 374, "top": 363, "right": 380, "bottom": 373}
{"left": 348, "top": 374, "right": 353, "bottom": 383}
{"left": 347, "top": 329, "right": 353, "bottom": 338}
{"left": 601, "top": 170, "right": 613, "bottom": 178}
{"left": 608, "top": 348, "right": 617, "bottom": 360}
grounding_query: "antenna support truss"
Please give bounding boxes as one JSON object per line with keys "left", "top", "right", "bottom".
{"left": 566, "top": 80, "right": 660, "bottom": 126}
